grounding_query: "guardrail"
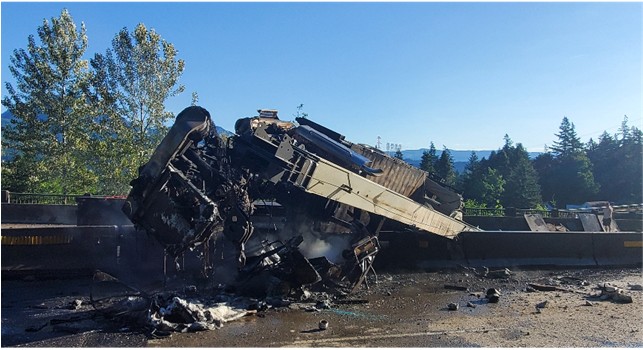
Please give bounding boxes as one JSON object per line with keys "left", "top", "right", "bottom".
{"left": 1, "top": 191, "right": 127, "bottom": 205}
{"left": 4, "top": 192, "right": 81, "bottom": 205}
{"left": 463, "top": 207, "right": 593, "bottom": 219}
{"left": 462, "top": 208, "right": 506, "bottom": 217}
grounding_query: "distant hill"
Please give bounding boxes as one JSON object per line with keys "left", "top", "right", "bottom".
{"left": 1, "top": 110, "right": 12, "bottom": 126}
{"left": 391, "top": 149, "right": 541, "bottom": 163}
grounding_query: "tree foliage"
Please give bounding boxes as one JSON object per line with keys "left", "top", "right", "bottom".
{"left": 435, "top": 146, "right": 456, "bottom": 186}
{"left": 550, "top": 116, "right": 584, "bottom": 157}
{"left": 2, "top": 11, "right": 186, "bottom": 195}
{"left": 480, "top": 167, "right": 506, "bottom": 208}
{"left": 534, "top": 117, "right": 599, "bottom": 207}
{"left": 461, "top": 135, "right": 540, "bottom": 208}
{"left": 92, "top": 23, "right": 185, "bottom": 156}
{"left": 419, "top": 142, "right": 438, "bottom": 174}
{"left": 586, "top": 116, "right": 642, "bottom": 204}
{"left": 2, "top": 9, "right": 97, "bottom": 194}
{"left": 88, "top": 23, "right": 185, "bottom": 194}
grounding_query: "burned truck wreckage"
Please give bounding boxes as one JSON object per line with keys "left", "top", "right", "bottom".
{"left": 122, "top": 106, "right": 478, "bottom": 298}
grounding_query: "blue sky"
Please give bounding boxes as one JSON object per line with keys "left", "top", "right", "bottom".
{"left": 1, "top": 2, "right": 641, "bottom": 152}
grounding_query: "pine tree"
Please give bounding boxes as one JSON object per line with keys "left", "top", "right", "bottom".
{"left": 530, "top": 117, "right": 599, "bottom": 207}
{"left": 532, "top": 152, "right": 557, "bottom": 205}
{"left": 419, "top": 142, "right": 438, "bottom": 174}
{"left": 501, "top": 146, "right": 542, "bottom": 208}
{"left": 460, "top": 152, "right": 487, "bottom": 203}
{"left": 587, "top": 117, "right": 642, "bottom": 203}
{"left": 485, "top": 137, "right": 543, "bottom": 208}
{"left": 550, "top": 116, "right": 583, "bottom": 157}
{"left": 435, "top": 146, "right": 456, "bottom": 186}
{"left": 2, "top": 9, "right": 97, "bottom": 194}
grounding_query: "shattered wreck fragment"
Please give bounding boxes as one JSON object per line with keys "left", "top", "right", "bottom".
{"left": 122, "top": 106, "right": 478, "bottom": 300}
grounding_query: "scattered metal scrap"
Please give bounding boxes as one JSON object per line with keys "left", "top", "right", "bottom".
{"left": 526, "top": 283, "right": 586, "bottom": 295}
{"left": 590, "top": 282, "right": 634, "bottom": 303}
{"left": 458, "top": 265, "right": 512, "bottom": 279}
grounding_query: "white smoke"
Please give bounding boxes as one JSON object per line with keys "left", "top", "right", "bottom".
{"left": 282, "top": 220, "right": 353, "bottom": 264}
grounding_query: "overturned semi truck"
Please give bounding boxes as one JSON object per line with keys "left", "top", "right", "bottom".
{"left": 122, "top": 106, "right": 479, "bottom": 294}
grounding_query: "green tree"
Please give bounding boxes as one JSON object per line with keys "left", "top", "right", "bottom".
{"left": 501, "top": 147, "right": 542, "bottom": 208}
{"left": 394, "top": 149, "right": 404, "bottom": 160}
{"left": 459, "top": 151, "right": 480, "bottom": 196}
{"left": 550, "top": 116, "right": 583, "bottom": 157}
{"left": 419, "top": 142, "right": 438, "bottom": 174}
{"left": 435, "top": 146, "right": 456, "bottom": 186}
{"left": 552, "top": 117, "right": 598, "bottom": 206}
{"left": 461, "top": 150, "right": 488, "bottom": 204}
{"left": 587, "top": 117, "right": 642, "bottom": 203}
{"left": 532, "top": 152, "right": 557, "bottom": 205}
{"left": 90, "top": 23, "right": 185, "bottom": 193}
{"left": 480, "top": 167, "right": 505, "bottom": 208}
{"left": 483, "top": 136, "right": 542, "bottom": 208}
{"left": 551, "top": 152, "right": 599, "bottom": 206}
{"left": 2, "top": 9, "right": 97, "bottom": 194}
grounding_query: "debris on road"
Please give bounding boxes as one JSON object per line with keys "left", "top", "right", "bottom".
{"left": 68, "top": 299, "right": 83, "bottom": 310}
{"left": 536, "top": 300, "right": 549, "bottom": 309}
{"left": 591, "top": 282, "right": 634, "bottom": 304}
{"left": 486, "top": 288, "right": 501, "bottom": 303}
{"left": 447, "top": 302, "right": 459, "bottom": 311}
{"left": 486, "top": 268, "right": 512, "bottom": 279}
{"left": 458, "top": 266, "right": 512, "bottom": 279}
{"left": 627, "top": 283, "right": 643, "bottom": 291}
{"left": 526, "top": 283, "right": 584, "bottom": 294}
{"left": 444, "top": 284, "right": 469, "bottom": 291}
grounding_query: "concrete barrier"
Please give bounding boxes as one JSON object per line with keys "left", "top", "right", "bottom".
{"left": 75, "top": 196, "right": 132, "bottom": 226}
{"left": 592, "top": 232, "right": 643, "bottom": 266}
{"left": 1, "top": 203, "right": 77, "bottom": 225}
{"left": 458, "top": 231, "right": 597, "bottom": 268}
{"left": 615, "top": 219, "right": 643, "bottom": 232}
{"left": 1, "top": 225, "right": 165, "bottom": 282}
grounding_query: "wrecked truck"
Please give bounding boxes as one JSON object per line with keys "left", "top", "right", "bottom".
{"left": 122, "top": 106, "right": 478, "bottom": 296}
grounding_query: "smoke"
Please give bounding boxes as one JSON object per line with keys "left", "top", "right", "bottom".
{"left": 278, "top": 219, "right": 353, "bottom": 264}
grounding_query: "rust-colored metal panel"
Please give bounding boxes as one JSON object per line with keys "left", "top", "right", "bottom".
{"left": 350, "top": 143, "right": 463, "bottom": 216}
{"left": 350, "top": 144, "right": 426, "bottom": 197}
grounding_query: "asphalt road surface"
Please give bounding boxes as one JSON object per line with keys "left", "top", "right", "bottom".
{"left": 2, "top": 266, "right": 642, "bottom": 347}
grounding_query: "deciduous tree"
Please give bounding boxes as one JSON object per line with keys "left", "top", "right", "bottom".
{"left": 2, "top": 9, "right": 97, "bottom": 194}
{"left": 89, "top": 23, "right": 185, "bottom": 193}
